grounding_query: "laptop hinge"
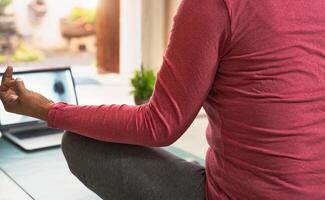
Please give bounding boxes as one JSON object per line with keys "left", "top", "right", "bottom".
{"left": 8, "top": 123, "right": 47, "bottom": 134}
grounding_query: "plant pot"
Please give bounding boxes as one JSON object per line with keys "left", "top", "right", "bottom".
{"left": 134, "top": 97, "right": 149, "bottom": 105}
{"left": 60, "top": 18, "right": 95, "bottom": 39}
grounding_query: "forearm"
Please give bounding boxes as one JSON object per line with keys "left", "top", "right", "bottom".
{"left": 28, "top": 91, "right": 54, "bottom": 121}
{"left": 32, "top": 101, "right": 53, "bottom": 121}
{"left": 48, "top": 102, "right": 181, "bottom": 146}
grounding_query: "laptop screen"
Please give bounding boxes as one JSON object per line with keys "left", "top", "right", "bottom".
{"left": 0, "top": 68, "right": 77, "bottom": 126}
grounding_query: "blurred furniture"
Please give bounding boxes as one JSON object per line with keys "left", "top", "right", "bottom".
{"left": 60, "top": 18, "right": 95, "bottom": 39}
{"left": 60, "top": 13, "right": 96, "bottom": 53}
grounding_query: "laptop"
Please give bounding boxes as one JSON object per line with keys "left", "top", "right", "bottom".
{"left": 0, "top": 67, "right": 78, "bottom": 151}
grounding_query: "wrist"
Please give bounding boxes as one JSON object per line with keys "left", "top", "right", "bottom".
{"left": 31, "top": 100, "right": 54, "bottom": 122}
{"left": 40, "top": 101, "right": 55, "bottom": 122}
{"left": 24, "top": 91, "right": 55, "bottom": 122}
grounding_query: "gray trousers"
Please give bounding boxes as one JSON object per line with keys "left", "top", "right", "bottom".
{"left": 61, "top": 132, "right": 206, "bottom": 200}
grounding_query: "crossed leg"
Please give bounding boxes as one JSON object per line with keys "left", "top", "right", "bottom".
{"left": 61, "top": 132, "right": 206, "bottom": 200}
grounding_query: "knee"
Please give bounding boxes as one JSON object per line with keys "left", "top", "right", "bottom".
{"left": 61, "top": 132, "right": 70, "bottom": 153}
{"left": 61, "top": 131, "right": 89, "bottom": 156}
{"left": 61, "top": 132, "right": 76, "bottom": 163}
{"left": 61, "top": 132, "right": 86, "bottom": 177}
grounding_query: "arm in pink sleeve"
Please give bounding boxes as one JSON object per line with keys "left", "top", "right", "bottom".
{"left": 48, "top": 0, "right": 230, "bottom": 147}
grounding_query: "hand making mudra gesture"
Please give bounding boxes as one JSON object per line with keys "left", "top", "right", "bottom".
{"left": 0, "top": 66, "right": 54, "bottom": 121}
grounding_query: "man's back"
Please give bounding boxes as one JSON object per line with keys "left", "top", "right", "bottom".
{"left": 204, "top": 0, "right": 325, "bottom": 199}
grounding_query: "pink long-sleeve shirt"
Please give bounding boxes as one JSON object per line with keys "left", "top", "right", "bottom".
{"left": 48, "top": 0, "right": 325, "bottom": 199}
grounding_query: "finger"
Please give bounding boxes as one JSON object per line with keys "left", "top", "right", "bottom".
{"left": 0, "top": 85, "right": 7, "bottom": 92}
{"left": 2, "top": 93, "right": 18, "bottom": 112}
{"left": 4, "top": 66, "right": 13, "bottom": 80}
{"left": 5, "top": 94, "right": 18, "bottom": 103}
{"left": 0, "top": 79, "right": 16, "bottom": 91}
{"left": 1, "top": 66, "right": 13, "bottom": 85}
{"left": 0, "top": 85, "right": 11, "bottom": 101}
{"left": 0, "top": 87, "right": 15, "bottom": 101}
{"left": 13, "top": 78, "right": 27, "bottom": 95}
{"left": 0, "top": 90, "right": 4, "bottom": 101}
{"left": 3, "top": 80, "right": 16, "bottom": 89}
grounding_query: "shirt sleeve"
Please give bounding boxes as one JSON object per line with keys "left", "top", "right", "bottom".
{"left": 48, "top": 0, "right": 231, "bottom": 147}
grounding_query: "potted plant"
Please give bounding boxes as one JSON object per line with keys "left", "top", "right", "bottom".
{"left": 60, "top": 7, "right": 96, "bottom": 39}
{"left": 130, "top": 65, "right": 156, "bottom": 105}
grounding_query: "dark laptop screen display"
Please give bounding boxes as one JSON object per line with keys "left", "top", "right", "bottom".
{"left": 0, "top": 69, "right": 77, "bottom": 126}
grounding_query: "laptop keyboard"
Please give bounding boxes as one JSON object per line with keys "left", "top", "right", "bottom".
{"left": 11, "top": 128, "right": 64, "bottom": 140}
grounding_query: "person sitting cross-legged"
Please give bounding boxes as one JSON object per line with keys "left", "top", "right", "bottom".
{"left": 2, "top": 0, "right": 325, "bottom": 199}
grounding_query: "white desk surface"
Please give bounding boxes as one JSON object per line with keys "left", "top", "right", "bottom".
{"left": 0, "top": 169, "right": 33, "bottom": 200}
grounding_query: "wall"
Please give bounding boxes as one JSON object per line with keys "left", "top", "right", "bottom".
{"left": 165, "top": 0, "right": 181, "bottom": 43}
{"left": 140, "top": 0, "right": 181, "bottom": 71}
{"left": 141, "top": 0, "right": 165, "bottom": 71}
{"left": 120, "top": 0, "right": 142, "bottom": 75}
{"left": 121, "top": 0, "right": 181, "bottom": 75}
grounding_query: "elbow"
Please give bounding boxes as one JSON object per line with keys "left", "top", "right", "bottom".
{"left": 142, "top": 103, "right": 185, "bottom": 147}
{"left": 150, "top": 127, "right": 183, "bottom": 147}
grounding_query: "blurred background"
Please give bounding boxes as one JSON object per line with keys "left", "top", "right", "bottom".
{"left": 0, "top": 0, "right": 181, "bottom": 75}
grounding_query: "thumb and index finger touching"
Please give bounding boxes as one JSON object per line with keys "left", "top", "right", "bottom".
{"left": 12, "top": 78, "right": 26, "bottom": 95}
{"left": 0, "top": 67, "right": 27, "bottom": 94}
{"left": 0, "top": 66, "right": 13, "bottom": 91}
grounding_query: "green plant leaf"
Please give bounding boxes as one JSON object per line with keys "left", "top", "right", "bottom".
{"left": 11, "top": 43, "right": 42, "bottom": 62}
{"left": 130, "top": 66, "right": 156, "bottom": 100}
{"left": 70, "top": 7, "right": 96, "bottom": 24}
{"left": 0, "top": 0, "right": 12, "bottom": 8}
{"left": 0, "top": 54, "right": 6, "bottom": 64}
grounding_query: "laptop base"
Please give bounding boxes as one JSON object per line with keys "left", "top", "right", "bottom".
{"left": 3, "top": 125, "right": 64, "bottom": 151}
